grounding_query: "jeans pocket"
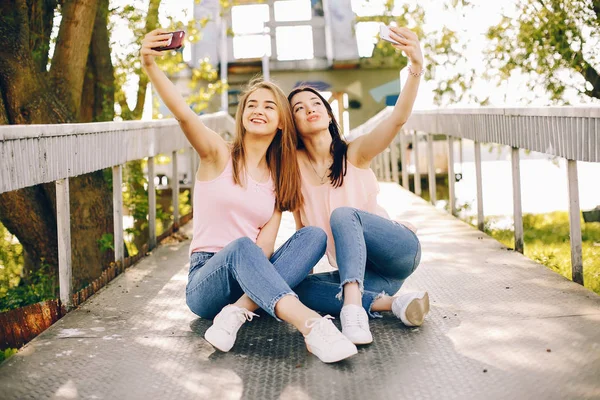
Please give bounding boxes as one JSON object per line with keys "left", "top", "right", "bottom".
{"left": 189, "top": 252, "right": 214, "bottom": 275}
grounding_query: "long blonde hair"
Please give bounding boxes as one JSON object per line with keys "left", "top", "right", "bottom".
{"left": 231, "top": 78, "right": 303, "bottom": 212}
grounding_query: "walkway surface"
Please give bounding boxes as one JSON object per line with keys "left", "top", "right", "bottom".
{"left": 1, "top": 183, "right": 599, "bottom": 400}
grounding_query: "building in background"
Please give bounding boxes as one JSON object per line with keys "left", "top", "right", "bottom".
{"left": 159, "top": 0, "right": 406, "bottom": 135}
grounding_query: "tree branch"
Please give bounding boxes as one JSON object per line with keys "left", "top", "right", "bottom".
{"left": 131, "top": 0, "right": 161, "bottom": 120}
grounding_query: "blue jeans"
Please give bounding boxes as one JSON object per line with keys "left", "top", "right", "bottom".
{"left": 295, "top": 207, "right": 422, "bottom": 318}
{"left": 186, "top": 226, "right": 327, "bottom": 320}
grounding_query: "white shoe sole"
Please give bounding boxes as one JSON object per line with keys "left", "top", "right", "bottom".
{"left": 403, "top": 292, "right": 430, "bottom": 327}
{"left": 343, "top": 331, "right": 373, "bottom": 345}
{"left": 306, "top": 344, "right": 358, "bottom": 363}
{"left": 204, "top": 327, "right": 234, "bottom": 352}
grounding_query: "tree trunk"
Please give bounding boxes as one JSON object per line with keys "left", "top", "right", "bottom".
{"left": 50, "top": 0, "right": 99, "bottom": 119}
{"left": 81, "top": 0, "right": 114, "bottom": 123}
{"left": 0, "top": 0, "right": 115, "bottom": 291}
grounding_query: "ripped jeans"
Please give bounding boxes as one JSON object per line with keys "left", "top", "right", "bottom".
{"left": 186, "top": 226, "right": 327, "bottom": 321}
{"left": 294, "top": 207, "right": 422, "bottom": 318}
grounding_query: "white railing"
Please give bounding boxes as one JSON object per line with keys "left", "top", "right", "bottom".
{"left": 350, "top": 106, "right": 600, "bottom": 286}
{"left": 0, "top": 112, "right": 236, "bottom": 308}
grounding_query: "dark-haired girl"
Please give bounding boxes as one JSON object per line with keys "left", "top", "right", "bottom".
{"left": 289, "top": 27, "right": 429, "bottom": 345}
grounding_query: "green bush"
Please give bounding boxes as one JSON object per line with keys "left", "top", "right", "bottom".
{"left": 0, "top": 262, "right": 57, "bottom": 313}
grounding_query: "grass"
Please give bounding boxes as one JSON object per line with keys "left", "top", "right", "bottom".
{"left": 484, "top": 211, "right": 600, "bottom": 294}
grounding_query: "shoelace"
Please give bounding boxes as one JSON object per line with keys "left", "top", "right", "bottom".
{"left": 342, "top": 308, "right": 366, "bottom": 329}
{"left": 220, "top": 307, "right": 259, "bottom": 335}
{"left": 305, "top": 315, "right": 346, "bottom": 344}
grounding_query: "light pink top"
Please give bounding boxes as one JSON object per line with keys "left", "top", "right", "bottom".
{"left": 190, "top": 157, "right": 275, "bottom": 254}
{"left": 299, "top": 160, "right": 389, "bottom": 267}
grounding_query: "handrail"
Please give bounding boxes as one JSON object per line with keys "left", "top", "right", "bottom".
{"left": 350, "top": 106, "right": 600, "bottom": 288}
{"left": 0, "top": 112, "right": 235, "bottom": 194}
{"left": 0, "top": 112, "right": 236, "bottom": 308}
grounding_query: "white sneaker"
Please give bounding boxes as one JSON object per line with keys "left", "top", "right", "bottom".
{"left": 204, "top": 305, "right": 258, "bottom": 352}
{"left": 392, "top": 292, "right": 430, "bottom": 327}
{"left": 304, "top": 315, "right": 358, "bottom": 363}
{"left": 340, "top": 304, "right": 373, "bottom": 344}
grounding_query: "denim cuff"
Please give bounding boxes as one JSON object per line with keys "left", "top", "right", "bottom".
{"left": 267, "top": 291, "right": 298, "bottom": 321}
{"left": 364, "top": 291, "right": 386, "bottom": 319}
{"left": 335, "top": 278, "right": 364, "bottom": 301}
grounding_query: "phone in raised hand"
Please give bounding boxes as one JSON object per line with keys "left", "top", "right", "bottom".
{"left": 379, "top": 24, "right": 405, "bottom": 45}
{"left": 152, "top": 31, "right": 185, "bottom": 51}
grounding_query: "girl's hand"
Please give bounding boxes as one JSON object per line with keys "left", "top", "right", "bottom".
{"left": 141, "top": 29, "right": 173, "bottom": 67}
{"left": 388, "top": 27, "right": 424, "bottom": 71}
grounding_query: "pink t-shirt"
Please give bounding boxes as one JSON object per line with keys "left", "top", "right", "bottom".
{"left": 299, "top": 161, "right": 389, "bottom": 267}
{"left": 189, "top": 157, "right": 276, "bottom": 254}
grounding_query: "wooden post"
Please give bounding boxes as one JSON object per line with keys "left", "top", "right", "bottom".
{"left": 511, "top": 147, "right": 524, "bottom": 253}
{"left": 148, "top": 156, "right": 156, "bottom": 250}
{"left": 112, "top": 165, "right": 124, "bottom": 265}
{"left": 189, "top": 148, "right": 196, "bottom": 196}
{"left": 427, "top": 134, "right": 436, "bottom": 204}
{"left": 390, "top": 138, "right": 399, "bottom": 184}
{"left": 447, "top": 136, "right": 456, "bottom": 216}
{"left": 413, "top": 131, "right": 421, "bottom": 196}
{"left": 400, "top": 132, "right": 409, "bottom": 189}
{"left": 567, "top": 159, "right": 584, "bottom": 285}
{"left": 172, "top": 150, "right": 180, "bottom": 227}
{"left": 56, "top": 179, "right": 73, "bottom": 310}
{"left": 383, "top": 149, "right": 391, "bottom": 182}
{"left": 474, "top": 141, "right": 484, "bottom": 231}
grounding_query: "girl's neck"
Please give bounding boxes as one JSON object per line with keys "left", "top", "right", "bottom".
{"left": 243, "top": 133, "right": 272, "bottom": 168}
{"left": 302, "top": 128, "right": 332, "bottom": 165}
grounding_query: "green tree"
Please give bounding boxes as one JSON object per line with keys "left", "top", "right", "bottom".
{"left": 485, "top": 0, "right": 600, "bottom": 103}
{"left": 357, "top": 0, "right": 489, "bottom": 105}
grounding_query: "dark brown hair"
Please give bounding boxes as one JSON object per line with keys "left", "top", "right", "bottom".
{"left": 288, "top": 86, "right": 348, "bottom": 188}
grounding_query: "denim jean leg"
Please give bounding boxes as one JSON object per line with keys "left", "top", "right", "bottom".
{"left": 330, "top": 207, "right": 368, "bottom": 299}
{"left": 295, "top": 271, "right": 386, "bottom": 318}
{"left": 359, "top": 210, "right": 422, "bottom": 281}
{"left": 207, "top": 237, "right": 299, "bottom": 320}
{"left": 269, "top": 226, "right": 327, "bottom": 288}
{"left": 186, "top": 252, "right": 244, "bottom": 319}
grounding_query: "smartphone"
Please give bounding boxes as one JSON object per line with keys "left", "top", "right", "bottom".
{"left": 379, "top": 24, "right": 404, "bottom": 45}
{"left": 152, "top": 31, "right": 185, "bottom": 51}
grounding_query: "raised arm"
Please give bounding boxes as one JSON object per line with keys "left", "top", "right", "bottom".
{"left": 141, "top": 29, "right": 228, "bottom": 162}
{"left": 350, "top": 27, "right": 423, "bottom": 165}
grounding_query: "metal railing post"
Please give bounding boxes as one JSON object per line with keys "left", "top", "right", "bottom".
{"left": 447, "top": 136, "right": 456, "bottom": 216}
{"left": 413, "top": 131, "right": 421, "bottom": 196}
{"left": 172, "top": 150, "right": 180, "bottom": 227}
{"left": 148, "top": 156, "right": 157, "bottom": 250}
{"left": 474, "top": 141, "right": 485, "bottom": 231}
{"left": 112, "top": 165, "right": 124, "bottom": 265}
{"left": 567, "top": 159, "right": 584, "bottom": 285}
{"left": 427, "top": 133, "right": 436, "bottom": 204}
{"left": 511, "top": 147, "right": 524, "bottom": 253}
{"left": 56, "top": 178, "right": 73, "bottom": 310}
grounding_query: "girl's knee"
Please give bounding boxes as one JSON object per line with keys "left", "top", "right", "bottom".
{"left": 330, "top": 207, "right": 357, "bottom": 227}
{"left": 230, "top": 236, "right": 256, "bottom": 251}
{"left": 301, "top": 226, "right": 327, "bottom": 246}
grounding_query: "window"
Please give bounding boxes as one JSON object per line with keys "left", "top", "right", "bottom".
{"left": 355, "top": 21, "right": 380, "bottom": 58}
{"left": 274, "top": 0, "right": 312, "bottom": 21}
{"left": 231, "top": 4, "right": 271, "bottom": 59}
{"left": 231, "top": 4, "right": 269, "bottom": 34}
{"left": 276, "top": 26, "right": 314, "bottom": 60}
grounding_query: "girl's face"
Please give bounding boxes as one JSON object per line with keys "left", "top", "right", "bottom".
{"left": 290, "top": 91, "right": 332, "bottom": 136}
{"left": 242, "top": 88, "right": 282, "bottom": 136}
